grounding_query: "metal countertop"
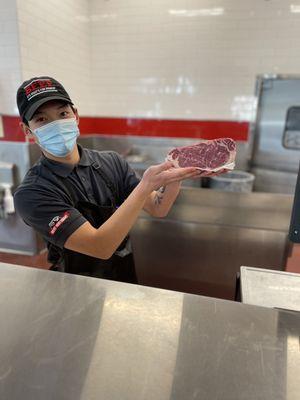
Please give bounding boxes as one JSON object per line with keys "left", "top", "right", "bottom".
{"left": 0, "top": 262, "right": 299, "bottom": 400}
{"left": 240, "top": 266, "right": 300, "bottom": 312}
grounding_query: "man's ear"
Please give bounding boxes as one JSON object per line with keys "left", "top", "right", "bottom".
{"left": 19, "top": 122, "right": 34, "bottom": 139}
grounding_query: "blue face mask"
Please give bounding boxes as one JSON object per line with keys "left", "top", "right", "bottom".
{"left": 33, "top": 118, "right": 79, "bottom": 157}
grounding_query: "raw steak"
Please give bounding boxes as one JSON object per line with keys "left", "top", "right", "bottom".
{"left": 166, "top": 138, "right": 236, "bottom": 172}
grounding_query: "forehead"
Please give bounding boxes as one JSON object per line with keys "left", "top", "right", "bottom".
{"left": 35, "top": 100, "right": 71, "bottom": 114}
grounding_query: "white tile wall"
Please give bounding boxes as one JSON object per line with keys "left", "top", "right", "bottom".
{"left": 90, "top": 0, "right": 300, "bottom": 121}
{"left": 0, "top": 0, "right": 22, "bottom": 115}
{"left": 16, "top": 0, "right": 92, "bottom": 115}
{"left": 1, "top": 0, "right": 300, "bottom": 122}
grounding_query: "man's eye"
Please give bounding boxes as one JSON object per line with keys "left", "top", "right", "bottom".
{"left": 36, "top": 117, "right": 45, "bottom": 123}
{"left": 61, "top": 111, "right": 69, "bottom": 117}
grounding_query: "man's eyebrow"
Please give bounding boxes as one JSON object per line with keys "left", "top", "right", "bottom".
{"left": 57, "top": 103, "right": 69, "bottom": 109}
{"left": 32, "top": 110, "right": 44, "bottom": 117}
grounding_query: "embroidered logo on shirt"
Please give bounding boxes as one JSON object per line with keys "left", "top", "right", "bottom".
{"left": 49, "top": 212, "right": 70, "bottom": 236}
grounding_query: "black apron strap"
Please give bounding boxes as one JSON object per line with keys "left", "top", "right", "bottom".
{"left": 90, "top": 161, "right": 118, "bottom": 208}
{"left": 59, "top": 163, "right": 117, "bottom": 207}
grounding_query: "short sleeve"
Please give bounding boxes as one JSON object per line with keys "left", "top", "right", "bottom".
{"left": 14, "top": 187, "right": 87, "bottom": 249}
{"left": 110, "top": 152, "right": 141, "bottom": 200}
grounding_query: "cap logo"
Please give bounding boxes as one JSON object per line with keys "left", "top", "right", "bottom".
{"left": 24, "top": 79, "right": 58, "bottom": 101}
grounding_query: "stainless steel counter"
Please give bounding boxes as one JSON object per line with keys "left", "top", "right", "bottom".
{"left": 240, "top": 266, "right": 300, "bottom": 312}
{"left": 131, "top": 188, "right": 293, "bottom": 300}
{"left": 0, "top": 262, "right": 299, "bottom": 400}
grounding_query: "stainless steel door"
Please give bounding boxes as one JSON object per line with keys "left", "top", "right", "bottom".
{"left": 251, "top": 75, "right": 300, "bottom": 193}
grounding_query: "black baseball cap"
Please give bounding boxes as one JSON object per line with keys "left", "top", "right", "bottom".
{"left": 16, "top": 76, "right": 73, "bottom": 122}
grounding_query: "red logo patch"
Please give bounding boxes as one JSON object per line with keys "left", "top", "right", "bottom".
{"left": 49, "top": 212, "right": 70, "bottom": 236}
{"left": 24, "top": 78, "right": 58, "bottom": 101}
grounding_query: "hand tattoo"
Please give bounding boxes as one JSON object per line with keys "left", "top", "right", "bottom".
{"left": 154, "top": 186, "right": 166, "bottom": 206}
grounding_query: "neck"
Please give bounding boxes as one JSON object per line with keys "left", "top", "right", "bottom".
{"left": 43, "top": 144, "right": 80, "bottom": 165}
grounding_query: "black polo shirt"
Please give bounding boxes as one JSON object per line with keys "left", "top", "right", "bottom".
{"left": 14, "top": 144, "right": 140, "bottom": 250}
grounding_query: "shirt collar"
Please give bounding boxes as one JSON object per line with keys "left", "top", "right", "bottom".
{"left": 41, "top": 144, "right": 92, "bottom": 178}
{"left": 78, "top": 144, "right": 92, "bottom": 167}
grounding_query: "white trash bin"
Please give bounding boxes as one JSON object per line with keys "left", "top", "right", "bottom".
{"left": 209, "top": 170, "right": 255, "bottom": 193}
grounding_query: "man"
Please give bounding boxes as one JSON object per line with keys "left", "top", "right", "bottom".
{"left": 14, "top": 76, "right": 219, "bottom": 283}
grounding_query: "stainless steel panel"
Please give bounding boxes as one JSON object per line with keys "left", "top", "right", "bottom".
{"left": 131, "top": 188, "right": 293, "bottom": 300}
{"left": 132, "top": 219, "right": 288, "bottom": 300}
{"left": 0, "top": 214, "right": 43, "bottom": 254}
{"left": 0, "top": 263, "right": 299, "bottom": 400}
{"left": 0, "top": 142, "right": 44, "bottom": 254}
{"left": 0, "top": 141, "right": 32, "bottom": 185}
{"left": 240, "top": 266, "right": 300, "bottom": 311}
{"left": 159, "top": 188, "right": 293, "bottom": 231}
{"left": 0, "top": 161, "right": 15, "bottom": 187}
{"left": 252, "top": 167, "right": 298, "bottom": 194}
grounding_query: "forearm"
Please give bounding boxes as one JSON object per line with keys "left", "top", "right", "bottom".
{"left": 65, "top": 182, "right": 149, "bottom": 259}
{"left": 147, "top": 181, "right": 181, "bottom": 217}
{"left": 94, "top": 182, "right": 149, "bottom": 257}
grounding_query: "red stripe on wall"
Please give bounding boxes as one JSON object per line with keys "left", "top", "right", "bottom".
{"left": 0, "top": 115, "right": 249, "bottom": 142}
{"left": 79, "top": 117, "right": 249, "bottom": 140}
{"left": 1, "top": 116, "right": 24, "bottom": 142}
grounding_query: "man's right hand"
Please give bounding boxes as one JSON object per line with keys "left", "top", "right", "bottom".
{"left": 139, "top": 161, "right": 199, "bottom": 196}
